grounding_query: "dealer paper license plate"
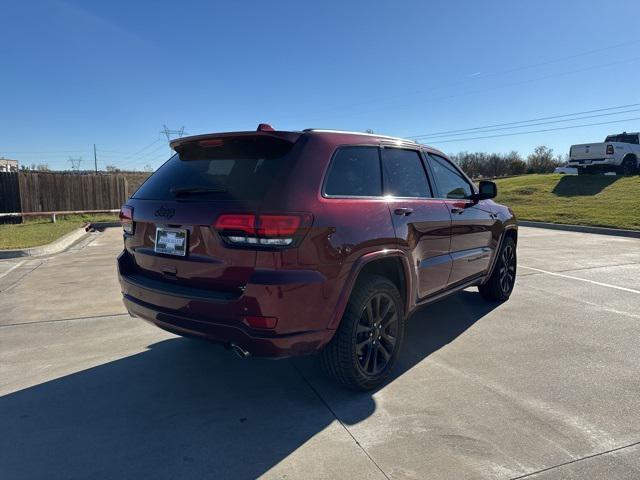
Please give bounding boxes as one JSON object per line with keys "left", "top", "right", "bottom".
{"left": 154, "top": 227, "right": 187, "bottom": 256}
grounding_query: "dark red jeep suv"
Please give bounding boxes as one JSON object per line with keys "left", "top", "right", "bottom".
{"left": 118, "top": 125, "right": 517, "bottom": 389}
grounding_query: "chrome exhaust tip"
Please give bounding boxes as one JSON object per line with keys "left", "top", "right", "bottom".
{"left": 230, "top": 343, "right": 250, "bottom": 358}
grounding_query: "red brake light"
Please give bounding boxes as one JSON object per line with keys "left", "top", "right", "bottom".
{"left": 215, "top": 214, "right": 256, "bottom": 234}
{"left": 214, "top": 213, "right": 311, "bottom": 248}
{"left": 257, "top": 215, "right": 301, "bottom": 236}
{"left": 606, "top": 144, "right": 614, "bottom": 155}
{"left": 119, "top": 205, "right": 134, "bottom": 234}
{"left": 199, "top": 139, "right": 225, "bottom": 147}
{"left": 243, "top": 315, "right": 278, "bottom": 329}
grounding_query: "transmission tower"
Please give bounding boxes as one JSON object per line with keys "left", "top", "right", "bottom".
{"left": 68, "top": 156, "right": 83, "bottom": 172}
{"left": 161, "top": 125, "right": 186, "bottom": 141}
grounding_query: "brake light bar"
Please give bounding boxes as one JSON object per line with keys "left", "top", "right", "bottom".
{"left": 214, "top": 213, "right": 311, "bottom": 248}
{"left": 119, "top": 205, "right": 134, "bottom": 234}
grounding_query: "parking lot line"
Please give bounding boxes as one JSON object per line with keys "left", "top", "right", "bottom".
{"left": 520, "top": 265, "right": 640, "bottom": 294}
{"left": 0, "top": 260, "right": 25, "bottom": 280}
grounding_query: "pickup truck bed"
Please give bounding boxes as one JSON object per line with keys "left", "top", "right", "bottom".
{"left": 568, "top": 133, "right": 640, "bottom": 174}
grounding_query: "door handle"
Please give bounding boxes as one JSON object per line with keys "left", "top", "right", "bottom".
{"left": 393, "top": 207, "right": 414, "bottom": 216}
{"left": 450, "top": 207, "right": 464, "bottom": 214}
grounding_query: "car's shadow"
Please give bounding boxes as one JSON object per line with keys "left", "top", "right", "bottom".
{"left": 1, "top": 291, "right": 499, "bottom": 479}
{"left": 551, "top": 174, "right": 620, "bottom": 196}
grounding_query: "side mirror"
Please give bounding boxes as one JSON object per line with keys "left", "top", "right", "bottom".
{"left": 473, "top": 180, "right": 497, "bottom": 201}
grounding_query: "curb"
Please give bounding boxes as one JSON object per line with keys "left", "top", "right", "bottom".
{"left": 87, "top": 221, "right": 121, "bottom": 231}
{"left": 519, "top": 221, "right": 640, "bottom": 239}
{"left": 0, "top": 227, "right": 91, "bottom": 259}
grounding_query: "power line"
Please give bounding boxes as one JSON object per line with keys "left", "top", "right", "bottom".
{"left": 283, "top": 39, "right": 640, "bottom": 123}
{"left": 123, "top": 144, "right": 171, "bottom": 166}
{"left": 97, "top": 137, "right": 163, "bottom": 159}
{"left": 1, "top": 149, "right": 86, "bottom": 154}
{"left": 409, "top": 103, "right": 640, "bottom": 139}
{"left": 413, "top": 107, "right": 640, "bottom": 140}
{"left": 315, "top": 55, "right": 640, "bottom": 126}
{"left": 425, "top": 116, "right": 640, "bottom": 145}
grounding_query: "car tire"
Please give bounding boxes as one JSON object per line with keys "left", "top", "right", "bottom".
{"left": 621, "top": 156, "right": 638, "bottom": 176}
{"left": 321, "top": 274, "right": 405, "bottom": 390}
{"left": 478, "top": 236, "right": 517, "bottom": 302}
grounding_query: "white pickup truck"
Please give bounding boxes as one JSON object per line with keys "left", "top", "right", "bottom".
{"left": 568, "top": 132, "right": 640, "bottom": 175}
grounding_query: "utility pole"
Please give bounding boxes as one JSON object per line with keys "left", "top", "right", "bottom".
{"left": 93, "top": 144, "right": 98, "bottom": 173}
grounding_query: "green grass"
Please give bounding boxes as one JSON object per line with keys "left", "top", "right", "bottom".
{"left": 0, "top": 214, "right": 118, "bottom": 250}
{"left": 494, "top": 174, "right": 640, "bottom": 230}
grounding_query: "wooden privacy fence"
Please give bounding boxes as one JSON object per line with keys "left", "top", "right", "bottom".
{"left": 0, "top": 172, "right": 21, "bottom": 212}
{"left": 0, "top": 172, "right": 129, "bottom": 223}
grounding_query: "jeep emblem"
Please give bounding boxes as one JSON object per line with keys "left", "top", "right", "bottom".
{"left": 155, "top": 206, "right": 175, "bottom": 220}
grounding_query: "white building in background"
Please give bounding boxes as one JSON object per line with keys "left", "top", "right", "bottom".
{"left": 0, "top": 158, "right": 18, "bottom": 172}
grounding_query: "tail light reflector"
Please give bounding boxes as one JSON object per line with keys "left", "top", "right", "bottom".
{"left": 243, "top": 315, "right": 278, "bottom": 329}
{"left": 606, "top": 144, "right": 614, "bottom": 155}
{"left": 214, "top": 213, "right": 311, "bottom": 248}
{"left": 119, "top": 205, "right": 134, "bottom": 234}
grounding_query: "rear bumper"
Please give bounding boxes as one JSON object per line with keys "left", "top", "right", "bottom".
{"left": 117, "top": 251, "right": 334, "bottom": 357}
{"left": 568, "top": 158, "right": 617, "bottom": 167}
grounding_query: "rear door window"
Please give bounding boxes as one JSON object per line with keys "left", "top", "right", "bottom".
{"left": 324, "top": 146, "right": 382, "bottom": 197}
{"left": 382, "top": 148, "right": 431, "bottom": 198}
{"left": 132, "top": 136, "right": 295, "bottom": 201}
{"left": 428, "top": 154, "right": 473, "bottom": 199}
{"left": 605, "top": 134, "right": 639, "bottom": 144}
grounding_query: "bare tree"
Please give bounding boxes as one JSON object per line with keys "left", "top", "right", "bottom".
{"left": 527, "top": 146, "right": 559, "bottom": 173}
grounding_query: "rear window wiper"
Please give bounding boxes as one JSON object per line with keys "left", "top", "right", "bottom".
{"left": 170, "top": 186, "right": 227, "bottom": 196}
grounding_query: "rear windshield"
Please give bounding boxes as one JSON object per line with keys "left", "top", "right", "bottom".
{"left": 604, "top": 134, "right": 639, "bottom": 144}
{"left": 132, "top": 136, "right": 295, "bottom": 201}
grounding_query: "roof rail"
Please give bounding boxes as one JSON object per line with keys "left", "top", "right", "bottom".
{"left": 302, "top": 129, "right": 419, "bottom": 144}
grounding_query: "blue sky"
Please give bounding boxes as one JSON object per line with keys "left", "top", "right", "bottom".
{"left": 1, "top": 0, "right": 639, "bottom": 171}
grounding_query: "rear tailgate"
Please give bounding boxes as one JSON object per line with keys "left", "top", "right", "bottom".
{"left": 125, "top": 198, "right": 257, "bottom": 293}
{"left": 570, "top": 143, "right": 606, "bottom": 160}
{"left": 122, "top": 133, "right": 300, "bottom": 293}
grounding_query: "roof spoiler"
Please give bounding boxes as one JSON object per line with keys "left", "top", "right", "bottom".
{"left": 170, "top": 125, "right": 301, "bottom": 151}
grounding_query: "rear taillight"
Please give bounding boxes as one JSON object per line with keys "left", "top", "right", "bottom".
{"left": 119, "top": 205, "right": 134, "bottom": 234}
{"left": 606, "top": 144, "right": 614, "bottom": 155}
{"left": 214, "top": 213, "right": 312, "bottom": 248}
{"left": 256, "top": 215, "right": 301, "bottom": 236}
{"left": 215, "top": 214, "right": 256, "bottom": 235}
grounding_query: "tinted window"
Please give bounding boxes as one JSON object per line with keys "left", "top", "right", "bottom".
{"left": 428, "top": 154, "right": 472, "bottom": 199}
{"left": 133, "top": 136, "right": 294, "bottom": 201}
{"left": 605, "top": 134, "right": 639, "bottom": 144}
{"left": 382, "top": 148, "right": 431, "bottom": 197}
{"left": 325, "top": 147, "right": 382, "bottom": 196}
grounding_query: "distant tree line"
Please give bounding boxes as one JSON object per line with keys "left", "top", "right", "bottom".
{"left": 450, "top": 145, "right": 568, "bottom": 178}
{"left": 20, "top": 163, "right": 50, "bottom": 172}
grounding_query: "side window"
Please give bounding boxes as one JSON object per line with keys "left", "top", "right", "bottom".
{"left": 428, "top": 154, "right": 473, "bottom": 199}
{"left": 324, "top": 146, "right": 382, "bottom": 197}
{"left": 381, "top": 148, "right": 431, "bottom": 198}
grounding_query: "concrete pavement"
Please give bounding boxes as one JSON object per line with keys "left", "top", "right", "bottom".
{"left": 1, "top": 227, "right": 639, "bottom": 479}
